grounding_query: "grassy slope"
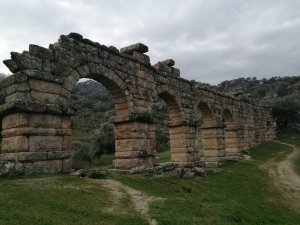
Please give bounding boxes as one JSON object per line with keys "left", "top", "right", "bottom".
{"left": 0, "top": 138, "right": 300, "bottom": 224}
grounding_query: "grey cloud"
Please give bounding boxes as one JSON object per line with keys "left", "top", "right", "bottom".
{"left": 0, "top": 0, "right": 299, "bottom": 84}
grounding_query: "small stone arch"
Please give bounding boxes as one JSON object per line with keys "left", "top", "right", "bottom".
{"left": 154, "top": 90, "right": 196, "bottom": 166}
{"left": 222, "top": 108, "right": 240, "bottom": 157}
{"left": 196, "top": 102, "right": 225, "bottom": 168}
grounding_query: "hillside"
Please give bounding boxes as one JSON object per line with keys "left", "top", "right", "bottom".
{"left": 216, "top": 76, "right": 300, "bottom": 131}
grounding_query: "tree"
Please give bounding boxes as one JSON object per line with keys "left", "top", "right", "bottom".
{"left": 273, "top": 93, "right": 300, "bottom": 132}
{"left": 89, "top": 122, "right": 115, "bottom": 159}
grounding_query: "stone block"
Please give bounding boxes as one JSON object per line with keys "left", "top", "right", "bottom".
{"left": 2, "top": 136, "right": 29, "bottom": 153}
{"left": 170, "top": 147, "right": 190, "bottom": 154}
{"left": 114, "top": 158, "right": 140, "bottom": 170}
{"left": 4, "top": 82, "right": 30, "bottom": 95}
{"left": 1, "top": 128, "right": 57, "bottom": 138}
{"left": 120, "top": 43, "right": 148, "bottom": 54}
{"left": 114, "top": 102, "right": 129, "bottom": 110}
{"left": 115, "top": 151, "right": 140, "bottom": 159}
{"left": 62, "top": 159, "right": 72, "bottom": 172}
{"left": 115, "top": 122, "right": 148, "bottom": 133}
{"left": 161, "top": 59, "right": 175, "bottom": 66}
{"left": 48, "top": 151, "right": 70, "bottom": 159}
{"left": 204, "top": 161, "right": 219, "bottom": 169}
{"left": 57, "top": 129, "right": 72, "bottom": 136}
{"left": 202, "top": 128, "right": 224, "bottom": 136}
{"left": 18, "top": 152, "right": 48, "bottom": 161}
{"left": 29, "top": 114, "right": 61, "bottom": 128}
{"left": 29, "top": 44, "right": 52, "bottom": 59}
{"left": 63, "top": 75, "right": 77, "bottom": 91}
{"left": 2, "top": 113, "right": 29, "bottom": 129}
{"left": 132, "top": 51, "right": 150, "bottom": 64}
{"left": 32, "top": 160, "right": 62, "bottom": 173}
{"left": 115, "top": 130, "right": 148, "bottom": 140}
{"left": 29, "top": 136, "right": 62, "bottom": 152}
{"left": 0, "top": 153, "right": 16, "bottom": 161}
{"left": 28, "top": 79, "right": 62, "bottom": 95}
{"left": 115, "top": 139, "right": 151, "bottom": 152}
{"left": 62, "top": 136, "right": 72, "bottom": 150}
{"left": 170, "top": 138, "right": 190, "bottom": 148}
{"left": 171, "top": 153, "right": 194, "bottom": 162}
{"left": 31, "top": 91, "right": 60, "bottom": 104}
{"left": 203, "top": 150, "right": 224, "bottom": 157}
{"left": 169, "top": 126, "right": 195, "bottom": 135}
{"left": 137, "top": 70, "right": 146, "bottom": 80}
{"left": 60, "top": 88, "right": 71, "bottom": 99}
{"left": 5, "top": 92, "right": 31, "bottom": 102}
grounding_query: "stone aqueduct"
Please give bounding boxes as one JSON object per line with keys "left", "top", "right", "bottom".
{"left": 0, "top": 33, "right": 275, "bottom": 174}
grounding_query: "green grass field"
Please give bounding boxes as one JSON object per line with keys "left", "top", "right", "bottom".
{"left": 115, "top": 140, "right": 300, "bottom": 225}
{"left": 0, "top": 136, "right": 300, "bottom": 225}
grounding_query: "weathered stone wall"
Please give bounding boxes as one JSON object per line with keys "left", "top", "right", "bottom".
{"left": 0, "top": 33, "right": 276, "bottom": 174}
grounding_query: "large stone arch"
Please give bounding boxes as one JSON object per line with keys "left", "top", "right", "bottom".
{"left": 154, "top": 90, "right": 198, "bottom": 166}
{"left": 0, "top": 33, "right": 276, "bottom": 175}
{"left": 222, "top": 108, "right": 240, "bottom": 157}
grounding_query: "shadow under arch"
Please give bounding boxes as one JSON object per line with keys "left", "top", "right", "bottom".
{"left": 158, "top": 91, "right": 184, "bottom": 124}
{"left": 222, "top": 108, "right": 240, "bottom": 156}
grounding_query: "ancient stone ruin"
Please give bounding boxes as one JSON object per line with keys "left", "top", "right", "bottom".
{"left": 0, "top": 33, "right": 276, "bottom": 175}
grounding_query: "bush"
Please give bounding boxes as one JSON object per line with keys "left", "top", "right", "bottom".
{"left": 273, "top": 93, "right": 300, "bottom": 132}
{"left": 71, "top": 140, "right": 92, "bottom": 169}
{"left": 90, "top": 122, "right": 115, "bottom": 158}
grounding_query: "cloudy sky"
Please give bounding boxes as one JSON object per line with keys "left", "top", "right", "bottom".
{"left": 0, "top": 0, "right": 299, "bottom": 84}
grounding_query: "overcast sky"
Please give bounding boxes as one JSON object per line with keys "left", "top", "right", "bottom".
{"left": 0, "top": 0, "right": 299, "bottom": 84}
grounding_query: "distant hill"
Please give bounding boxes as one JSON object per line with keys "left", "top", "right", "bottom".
{"left": 215, "top": 76, "right": 300, "bottom": 132}
{"left": 216, "top": 76, "right": 300, "bottom": 102}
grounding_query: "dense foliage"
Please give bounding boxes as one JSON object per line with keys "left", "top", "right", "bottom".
{"left": 216, "top": 76, "right": 300, "bottom": 132}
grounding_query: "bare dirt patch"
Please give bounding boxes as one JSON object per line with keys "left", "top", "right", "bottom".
{"left": 94, "top": 179, "right": 163, "bottom": 225}
{"left": 262, "top": 141, "right": 300, "bottom": 211}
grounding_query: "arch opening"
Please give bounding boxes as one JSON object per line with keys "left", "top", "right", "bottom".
{"left": 154, "top": 92, "right": 184, "bottom": 164}
{"left": 70, "top": 78, "right": 117, "bottom": 169}
{"left": 196, "top": 102, "right": 224, "bottom": 168}
{"left": 222, "top": 109, "right": 239, "bottom": 157}
{"left": 195, "top": 102, "right": 215, "bottom": 160}
{"left": 151, "top": 96, "right": 170, "bottom": 163}
{"left": 66, "top": 68, "right": 133, "bottom": 170}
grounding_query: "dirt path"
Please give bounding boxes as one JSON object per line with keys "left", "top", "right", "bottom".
{"left": 97, "top": 179, "right": 162, "bottom": 225}
{"left": 262, "top": 141, "right": 300, "bottom": 211}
